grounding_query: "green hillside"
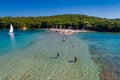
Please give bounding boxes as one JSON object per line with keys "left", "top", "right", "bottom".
{"left": 0, "top": 14, "right": 120, "bottom": 32}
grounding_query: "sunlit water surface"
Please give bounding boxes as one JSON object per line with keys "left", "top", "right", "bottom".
{"left": 77, "top": 32, "right": 120, "bottom": 80}
{"left": 0, "top": 30, "right": 120, "bottom": 80}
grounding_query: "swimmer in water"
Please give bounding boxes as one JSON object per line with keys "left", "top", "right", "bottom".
{"left": 72, "top": 45, "right": 74, "bottom": 48}
{"left": 63, "top": 39, "right": 65, "bottom": 42}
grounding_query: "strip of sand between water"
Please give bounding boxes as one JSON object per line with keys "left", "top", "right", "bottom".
{"left": 49, "top": 28, "right": 90, "bottom": 35}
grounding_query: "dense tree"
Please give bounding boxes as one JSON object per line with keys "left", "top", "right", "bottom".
{"left": 0, "top": 14, "right": 120, "bottom": 32}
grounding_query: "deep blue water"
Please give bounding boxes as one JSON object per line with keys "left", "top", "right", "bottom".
{"left": 77, "top": 32, "right": 120, "bottom": 55}
{"left": 76, "top": 32, "right": 120, "bottom": 80}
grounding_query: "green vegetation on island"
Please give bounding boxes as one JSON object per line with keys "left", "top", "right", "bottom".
{"left": 0, "top": 14, "right": 120, "bottom": 32}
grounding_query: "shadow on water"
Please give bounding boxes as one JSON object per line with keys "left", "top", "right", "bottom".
{"left": 51, "top": 52, "right": 59, "bottom": 59}
{"left": 69, "top": 60, "right": 76, "bottom": 63}
{"left": 69, "top": 57, "right": 77, "bottom": 63}
{"left": 50, "top": 57, "right": 58, "bottom": 59}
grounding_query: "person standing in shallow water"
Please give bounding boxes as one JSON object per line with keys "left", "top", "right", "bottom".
{"left": 75, "top": 57, "right": 77, "bottom": 62}
{"left": 57, "top": 53, "right": 59, "bottom": 58}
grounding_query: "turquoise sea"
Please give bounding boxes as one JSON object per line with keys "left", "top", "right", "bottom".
{"left": 0, "top": 30, "right": 120, "bottom": 80}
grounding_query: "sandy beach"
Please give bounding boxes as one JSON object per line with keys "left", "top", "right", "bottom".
{"left": 49, "top": 28, "right": 90, "bottom": 35}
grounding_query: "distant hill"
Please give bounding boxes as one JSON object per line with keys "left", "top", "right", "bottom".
{"left": 0, "top": 14, "right": 120, "bottom": 32}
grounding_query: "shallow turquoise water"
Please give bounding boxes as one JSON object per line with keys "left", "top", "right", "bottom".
{"left": 0, "top": 30, "right": 120, "bottom": 80}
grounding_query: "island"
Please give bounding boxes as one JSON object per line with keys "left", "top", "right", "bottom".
{"left": 0, "top": 14, "right": 120, "bottom": 32}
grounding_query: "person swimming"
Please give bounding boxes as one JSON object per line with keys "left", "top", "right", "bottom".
{"left": 72, "top": 45, "right": 74, "bottom": 48}
{"left": 63, "top": 39, "right": 65, "bottom": 42}
{"left": 74, "top": 57, "right": 77, "bottom": 62}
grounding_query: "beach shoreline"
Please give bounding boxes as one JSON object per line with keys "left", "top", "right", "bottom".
{"left": 49, "top": 28, "right": 90, "bottom": 35}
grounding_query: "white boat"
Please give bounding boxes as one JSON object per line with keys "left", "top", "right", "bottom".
{"left": 9, "top": 24, "right": 14, "bottom": 33}
{"left": 9, "top": 24, "right": 14, "bottom": 39}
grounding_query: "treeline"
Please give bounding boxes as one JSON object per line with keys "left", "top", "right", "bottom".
{"left": 0, "top": 14, "right": 120, "bottom": 32}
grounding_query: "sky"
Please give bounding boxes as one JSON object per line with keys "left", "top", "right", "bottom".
{"left": 0, "top": 0, "right": 120, "bottom": 18}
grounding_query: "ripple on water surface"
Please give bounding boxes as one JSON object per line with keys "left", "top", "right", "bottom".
{"left": 0, "top": 31, "right": 100, "bottom": 80}
{"left": 77, "top": 32, "right": 120, "bottom": 80}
